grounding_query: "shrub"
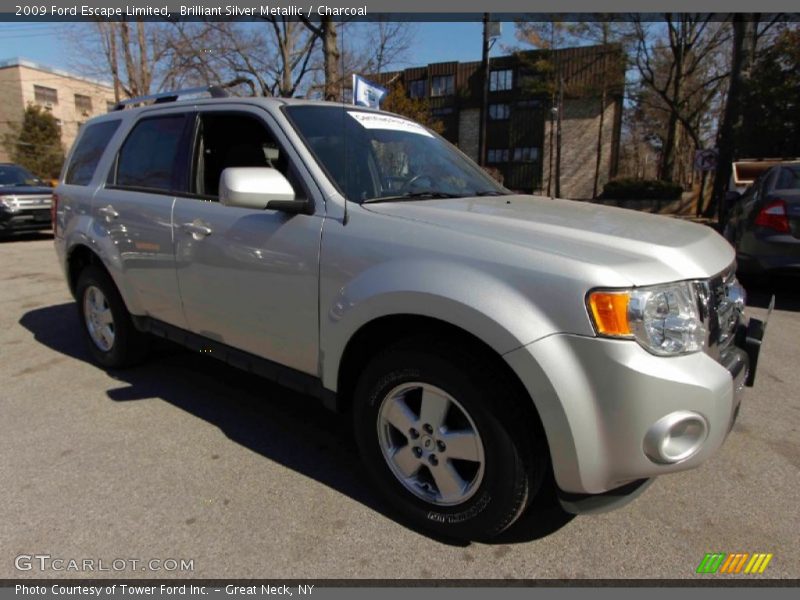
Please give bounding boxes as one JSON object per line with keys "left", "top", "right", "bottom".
{"left": 600, "top": 178, "right": 683, "bottom": 201}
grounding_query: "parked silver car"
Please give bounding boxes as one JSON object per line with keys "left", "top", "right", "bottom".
{"left": 54, "top": 89, "right": 769, "bottom": 540}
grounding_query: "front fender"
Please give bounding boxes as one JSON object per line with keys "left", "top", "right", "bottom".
{"left": 319, "top": 258, "right": 559, "bottom": 391}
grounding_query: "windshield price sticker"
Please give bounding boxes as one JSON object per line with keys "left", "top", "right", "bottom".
{"left": 348, "top": 112, "right": 434, "bottom": 138}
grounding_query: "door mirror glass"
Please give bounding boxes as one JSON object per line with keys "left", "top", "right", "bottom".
{"left": 219, "top": 167, "right": 296, "bottom": 210}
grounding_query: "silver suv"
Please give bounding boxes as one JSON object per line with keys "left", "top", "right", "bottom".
{"left": 54, "top": 89, "right": 769, "bottom": 540}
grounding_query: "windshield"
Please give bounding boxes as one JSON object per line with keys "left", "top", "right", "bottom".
{"left": 284, "top": 106, "right": 508, "bottom": 203}
{"left": 0, "top": 164, "right": 43, "bottom": 187}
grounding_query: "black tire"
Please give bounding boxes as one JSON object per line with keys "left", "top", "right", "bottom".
{"left": 352, "top": 337, "right": 547, "bottom": 541}
{"left": 75, "top": 265, "right": 149, "bottom": 368}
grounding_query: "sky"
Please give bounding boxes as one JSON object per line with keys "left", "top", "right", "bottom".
{"left": 0, "top": 21, "right": 523, "bottom": 78}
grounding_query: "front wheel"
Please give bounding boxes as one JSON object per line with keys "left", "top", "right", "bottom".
{"left": 353, "top": 339, "right": 545, "bottom": 540}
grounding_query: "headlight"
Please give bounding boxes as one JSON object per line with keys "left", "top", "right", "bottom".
{"left": 0, "top": 196, "right": 17, "bottom": 211}
{"left": 587, "top": 282, "right": 706, "bottom": 356}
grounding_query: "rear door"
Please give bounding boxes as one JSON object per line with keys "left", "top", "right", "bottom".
{"left": 94, "top": 110, "right": 194, "bottom": 327}
{"left": 172, "top": 106, "right": 324, "bottom": 375}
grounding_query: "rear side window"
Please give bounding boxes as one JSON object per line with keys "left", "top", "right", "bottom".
{"left": 64, "top": 120, "right": 120, "bottom": 185}
{"left": 113, "top": 115, "right": 188, "bottom": 193}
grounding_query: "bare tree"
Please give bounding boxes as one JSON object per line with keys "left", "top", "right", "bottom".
{"left": 633, "top": 15, "right": 731, "bottom": 183}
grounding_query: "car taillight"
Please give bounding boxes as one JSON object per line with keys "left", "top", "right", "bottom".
{"left": 51, "top": 193, "right": 59, "bottom": 236}
{"left": 754, "top": 199, "right": 790, "bottom": 233}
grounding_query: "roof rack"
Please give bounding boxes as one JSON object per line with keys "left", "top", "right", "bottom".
{"left": 112, "top": 85, "right": 229, "bottom": 111}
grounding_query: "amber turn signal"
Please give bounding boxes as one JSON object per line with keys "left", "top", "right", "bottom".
{"left": 588, "top": 291, "right": 632, "bottom": 337}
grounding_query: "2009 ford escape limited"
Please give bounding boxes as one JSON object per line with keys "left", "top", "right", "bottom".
{"left": 54, "top": 88, "right": 769, "bottom": 540}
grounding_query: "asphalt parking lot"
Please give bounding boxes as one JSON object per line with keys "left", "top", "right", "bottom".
{"left": 1, "top": 234, "right": 798, "bottom": 580}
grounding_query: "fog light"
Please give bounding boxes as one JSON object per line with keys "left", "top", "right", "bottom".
{"left": 644, "top": 411, "right": 708, "bottom": 464}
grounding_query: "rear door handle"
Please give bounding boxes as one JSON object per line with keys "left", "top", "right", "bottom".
{"left": 181, "top": 221, "right": 213, "bottom": 240}
{"left": 98, "top": 205, "right": 119, "bottom": 220}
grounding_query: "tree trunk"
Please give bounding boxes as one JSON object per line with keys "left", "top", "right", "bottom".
{"left": 322, "top": 18, "right": 340, "bottom": 101}
{"left": 108, "top": 25, "right": 121, "bottom": 102}
{"left": 136, "top": 20, "right": 151, "bottom": 95}
{"left": 706, "top": 17, "right": 753, "bottom": 222}
{"left": 592, "top": 85, "right": 607, "bottom": 199}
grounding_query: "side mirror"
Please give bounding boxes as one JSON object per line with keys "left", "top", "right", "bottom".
{"left": 219, "top": 167, "right": 310, "bottom": 214}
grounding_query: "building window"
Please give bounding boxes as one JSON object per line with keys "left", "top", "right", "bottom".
{"left": 34, "top": 85, "right": 58, "bottom": 105}
{"left": 430, "top": 75, "right": 455, "bottom": 97}
{"left": 408, "top": 79, "right": 426, "bottom": 99}
{"left": 488, "top": 103, "right": 510, "bottom": 120}
{"left": 513, "top": 147, "right": 540, "bottom": 162}
{"left": 75, "top": 94, "right": 93, "bottom": 114}
{"left": 489, "top": 69, "right": 513, "bottom": 92}
{"left": 431, "top": 107, "right": 454, "bottom": 117}
{"left": 487, "top": 148, "right": 509, "bottom": 163}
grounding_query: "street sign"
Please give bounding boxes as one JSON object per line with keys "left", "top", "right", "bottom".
{"left": 694, "top": 148, "right": 719, "bottom": 171}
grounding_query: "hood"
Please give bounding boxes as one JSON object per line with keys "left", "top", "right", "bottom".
{"left": 0, "top": 185, "right": 53, "bottom": 196}
{"left": 363, "top": 195, "right": 734, "bottom": 286}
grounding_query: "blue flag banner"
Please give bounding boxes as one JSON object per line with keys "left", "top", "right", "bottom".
{"left": 352, "top": 74, "right": 388, "bottom": 109}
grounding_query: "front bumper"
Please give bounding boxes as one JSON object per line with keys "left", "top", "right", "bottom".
{"left": 504, "top": 319, "right": 765, "bottom": 496}
{"left": 0, "top": 207, "right": 52, "bottom": 233}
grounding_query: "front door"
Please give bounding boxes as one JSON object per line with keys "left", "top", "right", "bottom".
{"left": 172, "top": 107, "right": 323, "bottom": 376}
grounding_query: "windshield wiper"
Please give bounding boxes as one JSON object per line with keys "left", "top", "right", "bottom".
{"left": 473, "top": 190, "right": 509, "bottom": 196}
{"left": 363, "top": 191, "right": 463, "bottom": 204}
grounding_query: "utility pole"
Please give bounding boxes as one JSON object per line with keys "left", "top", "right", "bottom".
{"left": 478, "top": 13, "right": 490, "bottom": 167}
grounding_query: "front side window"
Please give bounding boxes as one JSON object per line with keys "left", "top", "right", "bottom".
{"left": 285, "top": 106, "right": 507, "bottom": 203}
{"left": 489, "top": 69, "right": 513, "bottom": 92}
{"left": 64, "top": 119, "right": 121, "bottom": 186}
{"left": 113, "top": 115, "right": 188, "bottom": 193}
{"left": 430, "top": 75, "right": 455, "bottom": 97}
{"left": 191, "top": 112, "right": 301, "bottom": 200}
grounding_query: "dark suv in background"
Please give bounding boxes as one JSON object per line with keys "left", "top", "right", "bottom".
{"left": 0, "top": 163, "right": 54, "bottom": 236}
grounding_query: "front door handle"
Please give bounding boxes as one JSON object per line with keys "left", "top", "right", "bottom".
{"left": 181, "top": 220, "right": 213, "bottom": 240}
{"left": 98, "top": 205, "right": 119, "bottom": 220}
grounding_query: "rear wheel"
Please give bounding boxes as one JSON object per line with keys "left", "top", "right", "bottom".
{"left": 353, "top": 338, "right": 546, "bottom": 540}
{"left": 76, "top": 265, "right": 149, "bottom": 368}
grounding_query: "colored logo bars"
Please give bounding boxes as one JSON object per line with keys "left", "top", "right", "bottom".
{"left": 696, "top": 552, "right": 773, "bottom": 574}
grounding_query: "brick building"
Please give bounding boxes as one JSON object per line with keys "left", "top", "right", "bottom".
{"left": 377, "top": 44, "right": 625, "bottom": 199}
{"left": 0, "top": 57, "right": 115, "bottom": 163}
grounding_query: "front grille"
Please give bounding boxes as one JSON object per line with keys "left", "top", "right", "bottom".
{"left": 696, "top": 265, "right": 744, "bottom": 360}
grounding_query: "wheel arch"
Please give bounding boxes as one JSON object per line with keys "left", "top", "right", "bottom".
{"left": 334, "top": 314, "right": 548, "bottom": 445}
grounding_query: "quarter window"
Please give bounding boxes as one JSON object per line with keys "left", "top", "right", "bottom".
{"left": 64, "top": 120, "right": 121, "bottom": 186}
{"left": 114, "top": 115, "right": 188, "bottom": 193}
